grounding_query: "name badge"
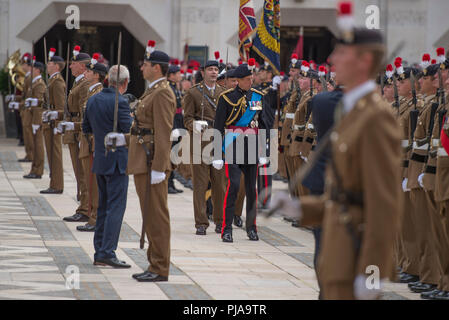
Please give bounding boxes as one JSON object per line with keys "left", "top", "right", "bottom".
{"left": 249, "top": 100, "right": 262, "bottom": 110}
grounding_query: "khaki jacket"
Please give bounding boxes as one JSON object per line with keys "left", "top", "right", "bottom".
{"left": 288, "top": 92, "right": 311, "bottom": 157}
{"left": 29, "top": 77, "right": 46, "bottom": 125}
{"left": 300, "top": 91, "right": 402, "bottom": 284}
{"left": 407, "top": 94, "right": 436, "bottom": 189}
{"left": 43, "top": 73, "right": 66, "bottom": 130}
{"left": 280, "top": 89, "right": 301, "bottom": 148}
{"left": 79, "top": 83, "right": 103, "bottom": 159}
{"left": 62, "top": 76, "right": 89, "bottom": 144}
{"left": 127, "top": 80, "right": 176, "bottom": 175}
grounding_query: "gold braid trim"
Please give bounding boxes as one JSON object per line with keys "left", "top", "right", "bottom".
{"left": 225, "top": 97, "right": 246, "bottom": 125}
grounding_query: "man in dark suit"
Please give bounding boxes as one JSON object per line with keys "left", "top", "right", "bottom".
{"left": 82, "top": 64, "right": 133, "bottom": 268}
{"left": 301, "top": 87, "right": 342, "bottom": 298}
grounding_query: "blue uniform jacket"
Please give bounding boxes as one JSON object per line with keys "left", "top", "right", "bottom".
{"left": 82, "top": 87, "right": 132, "bottom": 175}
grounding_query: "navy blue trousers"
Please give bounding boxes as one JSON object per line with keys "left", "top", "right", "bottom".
{"left": 94, "top": 167, "right": 129, "bottom": 260}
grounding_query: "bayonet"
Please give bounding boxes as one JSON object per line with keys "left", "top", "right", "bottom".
{"left": 106, "top": 32, "right": 122, "bottom": 154}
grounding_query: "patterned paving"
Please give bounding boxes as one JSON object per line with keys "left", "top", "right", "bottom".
{"left": 0, "top": 139, "right": 420, "bottom": 300}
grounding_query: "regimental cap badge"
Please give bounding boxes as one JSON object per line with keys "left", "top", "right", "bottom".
{"left": 145, "top": 40, "right": 156, "bottom": 60}
{"left": 89, "top": 53, "right": 99, "bottom": 69}
{"left": 385, "top": 64, "right": 394, "bottom": 85}
{"left": 420, "top": 54, "right": 430, "bottom": 76}
{"left": 49, "top": 48, "right": 56, "bottom": 59}
{"left": 73, "top": 45, "right": 80, "bottom": 59}
{"left": 248, "top": 58, "right": 256, "bottom": 72}
{"left": 394, "top": 57, "right": 405, "bottom": 79}
{"left": 337, "top": 1, "right": 354, "bottom": 44}
{"left": 436, "top": 47, "right": 446, "bottom": 70}
{"left": 318, "top": 65, "right": 327, "bottom": 77}
{"left": 301, "top": 60, "right": 310, "bottom": 76}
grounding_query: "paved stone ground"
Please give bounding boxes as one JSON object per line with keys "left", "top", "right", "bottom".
{"left": 0, "top": 138, "right": 421, "bottom": 300}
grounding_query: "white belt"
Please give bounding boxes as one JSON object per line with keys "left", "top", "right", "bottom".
{"left": 275, "top": 111, "right": 279, "bottom": 116}
{"left": 285, "top": 113, "right": 295, "bottom": 119}
{"left": 293, "top": 124, "right": 305, "bottom": 131}
{"left": 413, "top": 142, "right": 428, "bottom": 150}
{"left": 438, "top": 147, "right": 448, "bottom": 157}
{"left": 307, "top": 123, "right": 314, "bottom": 130}
{"left": 432, "top": 139, "right": 440, "bottom": 147}
{"left": 401, "top": 140, "right": 409, "bottom": 148}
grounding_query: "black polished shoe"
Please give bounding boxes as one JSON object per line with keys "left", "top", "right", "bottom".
{"left": 184, "top": 179, "right": 193, "bottom": 190}
{"left": 132, "top": 271, "right": 148, "bottom": 279}
{"left": 168, "top": 186, "right": 178, "bottom": 194}
{"left": 410, "top": 283, "right": 436, "bottom": 293}
{"left": 283, "top": 217, "right": 293, "bottom": 223}
{"left": 196, "top": 226, "right": 206, "bottom": 235}
{"left": 23, "top": 173, "right": 42, "bottom": 179}
{"left": 18, "top": 141, "right": 24, "bottom": 146}
{"left": 215, "top": 224, "right": 222, "bottom": 234}
{"left": 400, "top": 273, "right": 419, "bottom": 283}
{"left": 421, "top": 289, "right": 442, "bottom": 300}
{"left": 174, "top": 187, "right": 183, "bottom": 193}
{"left": 135, "top": 271, "right": 168, "bottom": 282}
{"left": 292, "top": 220, "right": 300, "bottom": 228}
{"left": 247, "top": 230, "right": 259, "bottom": 241}
{"left": 407, "top": 280, "right": 422, "bottom": 288}
{"left": 18, "top": 158, "right": 32, "bottom": 163}
{"left": 95, "top": 257, "right": 131, "bottom": 268}
{"left": 40, "top": 188, "right": 63, "bottom": 194}
{"left": 63, "top": 213, "right": 89, "bottom": 222}
{"left": 222, "top": 233, "right": 233, "bottom": 243}
{"left": 233, "top": 216, "right": 243, "bottom": 228}
{"left": 429, "top": 290, "right": 449, "bottom": 300}
{"left": 77, "top": 223, "right": 95, "bottom": 232}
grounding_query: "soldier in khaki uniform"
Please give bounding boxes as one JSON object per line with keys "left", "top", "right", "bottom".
{"left": 392, "top": 64, "right": 422, "bottom": 284}
{"left": 58, "top": 46, "right": 91, "bottom": 222}
{"left": 15, "top": 54, "right": 33, "bottom": 163}
{"left": 128, "top": 48, "right": 176, "bottom": 282}
{"left": 183, "top": 59, "right": 226, "bottom": 235}
{"left": 272, "top": 23, "right": 402, "bottom": 299}
{"left": 406, "top": 63, "right": 440, "bottom": 292}
{"left": 76, "top": 55, "right": 108, "bottom": 232}
{"left": 23, "top": 60, "right": 46, "bottom": 179}
{"left": 40, "top": 50, "right": 66, "bottom": 193}
{"left": 419, "top": 53, "right": 449, "bottom": 300}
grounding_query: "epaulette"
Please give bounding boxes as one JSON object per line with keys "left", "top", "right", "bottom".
{"left": 250, "top": 88, "right": 264, "bottom": 96}
{"left": 192, "top": 83, "right": 201, "bottom": 88}
{"left": 218, "top": 88, "right": 233, "bottom": 99}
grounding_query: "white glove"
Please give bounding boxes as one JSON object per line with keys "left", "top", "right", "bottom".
{"left": 104, "top": 132, "right": 126, "bottom": 147}
{"left": 8, "top": 102, "right": 19, "bottom": 110}
{"left": 193, "top": 120, "right": 208, "bottom": 134}
{"left": 270, "top": 191, "right": 302, "bottom": 220}
{"left": 56, "top": 122, "right": 65, "bottom": 134}
{"left": 272, "top": 75, "right": 282, "bottom": 90}
{"left": 42, "top": 110, "right": 49, "bottom": 122}
{"left": 212, "top": 160, "right": 224, "bottom": 170}
{"left": 25, "top": 98, "right": 38, "bottom": 107}
{"left": 60, "top": 121, "right": 74, "bottom": 131}
{"left": 402, "top": 178, "right": 411, "bottom": 192}
{"left": 151, "top": 170, "right": 166, "bottom": 184}
{"left": 171, "top": 128, "right": 182, "bottom": 139}
{"left": 259, "top": 157, "right": 269, "bottom": 166}
{"left": 53, "top": 127, "right": 58, "bottom": 135}
{"left": 5, "top": 94, "right": 14, "bottom": 103}
{"left": 418, "top": 173, "right": 425, "bottom": 188}
{"left": 32, "top": 124, "right": 40, "bottom": 135}
{"left": 354, "top": 274, "right": 382, "bottom": 300}
{"left": 47, "top": 111, "right": 59, "bottom": 120}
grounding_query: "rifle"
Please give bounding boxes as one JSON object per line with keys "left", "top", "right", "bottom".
{"left": 380, "top": 72, "right": 384, "bottom": 96}
{"left": 392, "top": 73, "right": 400, "bottom": 110}
{"left": 43, "top": 37, "right": 54, "bottom": 179}
{"left": 63, "top": 43, "right": 71, "bottom": 125}
{"left": 106, "top": 32, "right": 122, "bottom": 154}
{"left": 319, "top": 75, "right": 328, "bottom": 92}
{"left": 407, "top": 70, "right": 419, "bottom": 152}
{"left": 29, "top": 41, "right": 34, "bottom": 108}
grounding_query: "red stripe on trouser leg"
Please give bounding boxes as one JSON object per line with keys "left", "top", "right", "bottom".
{"left": 263, "top": 164, "right": 268, "bottom": 205}
{"left": 222, "top": 162, "right": 230, "bottom": 236}
{"left": 254, "top": 165, "right": 258, "bottom": 232}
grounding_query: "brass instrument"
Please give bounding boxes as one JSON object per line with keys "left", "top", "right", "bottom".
{"left": 5, "top": 50, "right": 26, "bottom": 91}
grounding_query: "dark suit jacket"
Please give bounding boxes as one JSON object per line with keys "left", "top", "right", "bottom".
{"left": 82, "top": 87, "right": 132, "bottom": 175}
{"left": 302, "top": 89, "right": 343, "bottom": 194}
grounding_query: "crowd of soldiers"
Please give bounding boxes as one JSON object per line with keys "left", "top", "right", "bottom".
{"left": 3, "top": 0, "right": 449, "bottom": 299}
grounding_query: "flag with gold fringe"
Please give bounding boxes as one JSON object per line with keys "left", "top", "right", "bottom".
{"left": 252, "top": 0, "right": 280, "bottom": 74}
{"left": 239, "top": 0, "right": 257, "bottom": 61}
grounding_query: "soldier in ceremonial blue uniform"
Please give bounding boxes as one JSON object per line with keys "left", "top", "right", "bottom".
{"left": 213, "top": 62, "right": 272, "bottom": 243}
